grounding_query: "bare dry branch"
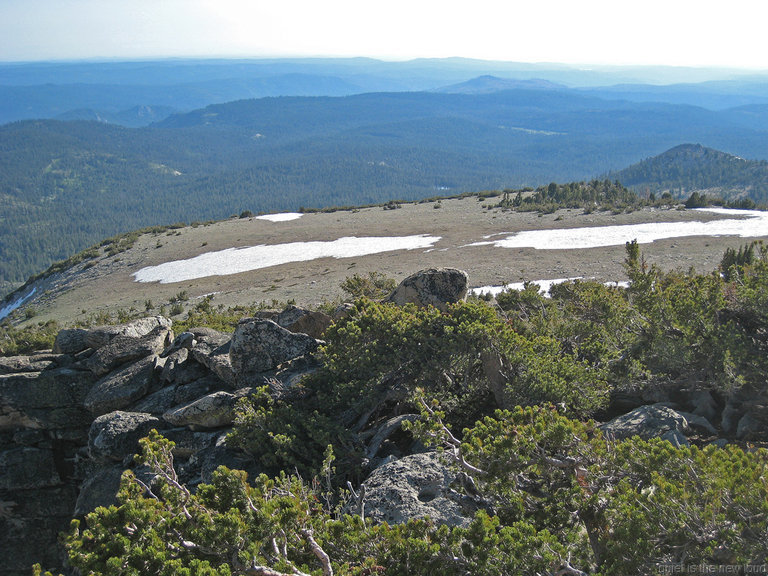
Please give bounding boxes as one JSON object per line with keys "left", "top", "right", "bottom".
{"left": 300, "top": 529, "right": 333, "bottom": 576}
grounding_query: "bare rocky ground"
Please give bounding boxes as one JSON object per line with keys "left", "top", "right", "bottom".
{"left": 22, "top": 197, "right": 768, "bottom": 325}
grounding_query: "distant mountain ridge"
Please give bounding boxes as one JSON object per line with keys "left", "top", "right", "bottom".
{"left": 4, "top": 58, "right": 768, "bottom": 127}
{"left": 435, "top": 75, "right": 567, "bottom": 94}
{"left": 610, "top": 143, "right": 768, "bottom": 205}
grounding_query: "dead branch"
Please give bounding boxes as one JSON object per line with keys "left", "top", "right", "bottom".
{"left": 300, "top": 529, "right": 333, "bottom": 576}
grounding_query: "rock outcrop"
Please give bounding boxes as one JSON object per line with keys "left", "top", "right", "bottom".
{"left": 0, "top": 310, "right": 324, "bottom": 576}
{"left": 600, "top": 404, "right": 691, "bottom": 447}
{"left": 386, "top": 268, "right": 468, "bottom": 310}
{"left": 229, "top": 318, "right": 321, "bottom": 385}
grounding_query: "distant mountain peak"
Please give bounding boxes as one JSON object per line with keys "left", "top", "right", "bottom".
{"left": 435, "top": 75, "right": 566, "bottom": 94}
{"left": 612, "top": 144, "right": 767, "bottom": 204}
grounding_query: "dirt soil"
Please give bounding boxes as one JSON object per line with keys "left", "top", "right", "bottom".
{"left": 25, "top": 198, "right": 768, "bottom": 325}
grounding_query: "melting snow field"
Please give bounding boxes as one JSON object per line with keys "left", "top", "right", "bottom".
{"left": 471, "top": 278, "right": 630, "bottom": 298}
{"left": 134, "top": 235, "right": 441, "bottom": 283}
{"left": 0, "top": 288, "right": 36, "bottom": 321}
{"left": 471, "top": 278, "right": 582, "bottom": 297}
{"left": 255, "top": 213, "right": 303, "bottom": 222}
{"left": 470, "top": 208, "right": 768, "bottom": 250}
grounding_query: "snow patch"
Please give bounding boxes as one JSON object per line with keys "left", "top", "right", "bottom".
{"left": 472, "top": 278, "right": 582, "bottom": 298}
{"left": 471, "top": 278, "right": 632, "bottom": 298}
{"left": 255, "top": 213, "right": 303, "bottom": 222}
{"left": 134, "top": 235, "right": 441, "bottom": 284}
{"left": 468, "top": 208, "right": 768, "bottom": 250}
{"left": 0, "top": 288, "right": 37, "bottom": 321}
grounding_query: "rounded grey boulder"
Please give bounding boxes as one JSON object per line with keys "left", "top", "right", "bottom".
{"left": 386, "top": 268, "right": 468, "bottom": 311}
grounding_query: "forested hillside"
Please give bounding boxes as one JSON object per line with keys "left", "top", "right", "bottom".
{"left": 3, "top": 88, "right": 768, "bottom": 293}
{"left": 611, "top": 143, "right": 768, "bottom": 205}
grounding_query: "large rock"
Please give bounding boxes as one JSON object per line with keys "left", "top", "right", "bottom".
{"left": 180, "top": 431, "right": 262, "bottom": 486}
{"left": 160, "top": 348, "right": 207, "bottom": 385}
{"left": 83, "top": 316, "right": 173, "bottom": 351}
{"left": 163, "top": 391, "right": 237, "bottom": 430}
{"left": 229, "top": 318, "right": 319, "bottom": 383}
{"left": 0, "top": 354, "right": 61, "bottom": 374}
{"left": 361, "top": 452, "right": 469, "bottom": 527}
{"left": 86, "top": 326, "right": 173, "bottom": 376}
{"left": 131, "top": 385, "right": 179, "bottom": 416}
{"left": 74, "top": 464, "right": 158, "bottom": 517}
{"left": 736, "top": 405, "right": 768, "bottom": 439}
{"left": 191, "top": 329, "right": 236, "bottom": 388}
{"left": 52, "top": 328, "right": 91, "bottom": 355}
{"left": 73, "top": 465, "right": 125, "bottom": 516}
{"left": 600, "top": 404, "right": 690, "bottom": 447}
{"left": 0, "top": 368, "right": 95, "bottom": 431}
{"left": 84, "top": 355, "right": 157, "bottom": 416}
{"left": 88, "top": 410, "right": 161, "bottom": 462}
{"left": 162, "top": 428, "right": 220, "bottom": 458}
{"left": 162, "top": 331, "right": 197, "bottom": 357}
{"left": 386, "top": 268, "right": 468, "bottom": 311}
{"left": 1, "top": 485, "right": 78, "bottom": 576}
{"left": 0, "top": 446, "right": 60, "bottom": 490}
{"left": 688, "top": 389, "right": 719, "bottom": 423}
{"left": 276, "top": 306, "right": 333, "bottom": 340}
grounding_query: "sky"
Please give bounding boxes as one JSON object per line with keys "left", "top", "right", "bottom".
{"left": 1, "top": 0, "right": 767, "bottom": 69}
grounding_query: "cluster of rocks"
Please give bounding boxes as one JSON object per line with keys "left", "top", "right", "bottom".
{"left": 1, "top": 266, "right": 763, "bottom": 575}
{"left": 0, "top": 308, "right": 332, "bottom": 575}
{"left": 0, "top": 267, "right": 470, "bottom": 575}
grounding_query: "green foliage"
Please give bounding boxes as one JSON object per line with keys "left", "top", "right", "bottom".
{"left": 622, "top": 241, "right": 768, "bottom": 392}
{"left": 52, "top": 239, "right": 768, "bottom": 575}
{"left": 230, "top": 298, "right": 609, "bottom": 479}
{"left": 497, "top": 240, "right": 768, "bottom": 396}
{"left": 64, "top": 411, "right": 768, "bottom": 575}
{"left": 339, "top": 272, "right": 396, "bottom": 300}
{"left": 720, "top": 240, "right": 760, "bottom": 281}
{"left": 413, "top": 403, "right": 768, "bottom": 574}
{"left": 611, "top": 143, "right": 768, "bottom": 206}
{"left": 173, "top": 301, "right": 288, "bottom": 334}
{"left": 0, "top": 319, "right": 59, "bottom": 356}
{"left": 497, "top": 179, "right": 644, "bottom": 213}
{"left": 684, "top": 190, "right": 709, "bottom": 208}
{"left": 62, "top": 430, "right": 573, "bottom": 576}
{"left": 229, "top": 386, "right": 353, "bottom": 477}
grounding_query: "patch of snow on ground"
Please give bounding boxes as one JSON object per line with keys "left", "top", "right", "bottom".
{"left": 472, "top": 278, "right": 630, "bottom": 298}
{"left": 134, "top": 235, "right": 441, "bottom": 284}
{"left": 0, "top": 288, "right": 37, "bottom": 321}
{"left": 469, "top": 208, "right": 768, "bottom": 250}
{"left": 472, "top": 278, "right": 582, "bottom": 298}
{"left": 255, "top": 213, "right": 303, "bottom": 222}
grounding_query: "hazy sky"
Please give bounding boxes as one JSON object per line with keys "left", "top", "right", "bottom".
{"left": 1, "top": 0, "right": 767, "bottom": 68}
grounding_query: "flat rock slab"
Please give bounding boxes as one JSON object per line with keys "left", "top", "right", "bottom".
{"left": 86, "top": 326, "right": 172, "bottom": 376}
{"left": 276, "top": 305, "right": 332, "bottom": 340}
{"left": 84, "top": 316, "right": 173, "bottom": 350}
{"left": 0, "top": 354, "right": 60, "bottom": 374}
{"left": 0, "top": 446, "right": 61, "bottom": 490}
{"left": 163, "top": 390, "right": 237, "bottom": 430}
{"left": 0, "top": 367, "right": 95, "bottom": 430}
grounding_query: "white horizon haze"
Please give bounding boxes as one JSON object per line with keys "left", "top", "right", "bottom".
{"left": 1, "top": 0, "right": 767, "bottom": 70}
